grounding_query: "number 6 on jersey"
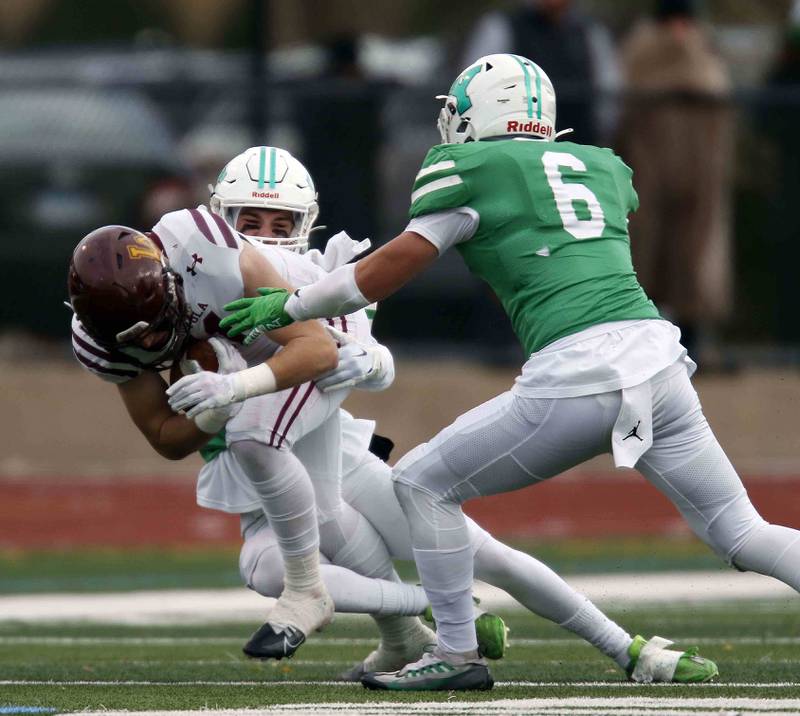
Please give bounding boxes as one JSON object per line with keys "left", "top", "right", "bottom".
{"left": 542, "top": 151, "right": 606, "bottom": 240}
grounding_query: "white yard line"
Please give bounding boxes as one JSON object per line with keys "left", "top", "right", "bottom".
{"left": 13, "top": 698, "right": 800, "bottom": 716}
{"left": 2, "top": 636, "right": 799, "bottom": 647}
{"left": 0, "top": 571, "right": 794, "bottom": 624}
{"left": 2, "top": 680, "right": 799, "bottom": 688}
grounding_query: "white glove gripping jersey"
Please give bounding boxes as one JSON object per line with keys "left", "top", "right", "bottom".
{"left": 71, "top": 206, "right": 375, "bottom": 384}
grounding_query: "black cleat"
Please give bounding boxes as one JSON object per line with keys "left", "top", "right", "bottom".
{"left": 243, "top": 622, "right": 306, "bottom": 660}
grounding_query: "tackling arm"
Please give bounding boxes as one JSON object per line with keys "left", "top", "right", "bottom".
{"left": 118, "top": 371, "right": 211, "bottom": 461}
{"left": 166, "top": 242, "right": 338, "bottom": 417}
{"left": 239, "top": 241, "right": 338, "bottom": 386}
{"left": 221, "top": 232, "right": 438, "bottom": 340}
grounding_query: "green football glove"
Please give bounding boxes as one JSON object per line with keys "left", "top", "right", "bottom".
{"left": 221, "top": 287, "right": 296, "bottom": 343}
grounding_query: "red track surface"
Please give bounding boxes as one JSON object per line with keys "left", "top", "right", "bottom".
{"left": 1, "top": 473, "right": 799, "bottom": 548}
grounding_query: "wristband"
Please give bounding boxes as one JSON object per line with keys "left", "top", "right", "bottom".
{"left": 286, "top": 263, "right": 369, "bottom": 321}
{"left": 231, "top": 363, "right": 277, "bottom": 401}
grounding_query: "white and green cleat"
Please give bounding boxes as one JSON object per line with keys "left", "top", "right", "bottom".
{"left": 361, "top": 649, "right": 493, "bottom": 691}
{"left": 339, "top": 622, "right": 437, "bottom": 682}
{"left": 627, "top": 635, "right": 719, "bottom": 683}
{"left": 423, "top": 598, "right": 509, "bottom": 661}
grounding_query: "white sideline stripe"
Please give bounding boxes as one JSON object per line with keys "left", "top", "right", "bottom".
{"left": 414, "top": 160, "right": 456, "bottom": 181}
{"left": 3, "top": 680, "right": 798, "bottom": 688}
{"left": 410, "top": 175, "right": 463, "bottom": 204}
{"left": 0, "top": 571, "right": 793, "bottom": 624}
{"left": 64, "top": 700, "right": 800, "bottom": 716}
{"left": 3, "top": 636, "right": 800, "bottom": 647}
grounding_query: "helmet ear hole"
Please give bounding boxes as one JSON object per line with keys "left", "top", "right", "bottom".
{"left": 457, "top": 120, "right": 470, "bottom": 133}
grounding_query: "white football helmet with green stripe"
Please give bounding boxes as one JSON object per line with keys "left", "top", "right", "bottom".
{"left": 437, "top": 54, "right": 558, "bottom": 145}
{"left": 210, "top": 146, "right": 319, "bottom": 253}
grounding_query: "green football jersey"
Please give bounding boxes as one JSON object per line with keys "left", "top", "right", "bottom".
{"left": 409, "top": 140, "right": 661, "bottom": 355}
{"left": 200, "top": 428, "right": 226, "bottom": 463}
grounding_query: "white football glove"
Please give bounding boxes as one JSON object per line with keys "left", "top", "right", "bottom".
{"left": 305, "top": 231, "right": 371, "bottom": 272}
{"left": 168, "top": 338, "right": 248, "bottom": 428}
{"left": 315, "top": 325, "right": 394, "bottom": 393}
{"left": 208, "top": 336, "right": 248, "bottom": 374}
{"left": 167, "top": 369, "right": 238, "bottom": 421}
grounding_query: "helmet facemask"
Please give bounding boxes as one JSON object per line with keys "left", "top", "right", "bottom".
{"left": 108, "top": 264, "right": 191, "bottom": 370}
{"left": 69, "top": 227, "right": 193, "bottom": 371}
{"left": 218, "top": 204, "right": 318, "bottom": 254}
{"left": 437, "top": 96, "right": 478, "bottom": 144}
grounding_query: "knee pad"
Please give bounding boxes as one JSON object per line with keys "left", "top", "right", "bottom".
{"left": 730, "top": 521, "right": 800, "bottom": 591}
{"left": 239, "top": 533, "right": 285, "bottom": 598}
{"left": 393, "top": 478, "right": 466, "bottom": 553}
{"left": 706, "top": 492, "right": 767, "bottom": 565}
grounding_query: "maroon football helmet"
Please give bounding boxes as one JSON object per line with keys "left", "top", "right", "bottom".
{"left": 68, "top": 225, "right": 190, "bottom": 367}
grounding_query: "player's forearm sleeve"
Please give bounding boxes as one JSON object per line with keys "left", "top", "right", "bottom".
{"left": 285, "top": 263, "right": 369, "bottom": 321}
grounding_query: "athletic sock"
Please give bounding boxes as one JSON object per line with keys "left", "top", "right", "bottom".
{"left": 231, "top": 440, "right": 322, "bottom": 587}
{"left": 472, "top": 529, "right": 632, "bottom": 667}
{"left": 316, "top": 564, "right": 428, "bottom": 615}
{"left": 371, "top": 615, "right": 432, "bottom": 652}
{"left": 560, "top": 599, "right": 633, "bottom": 669}
{"left": 283, "top": 552, "right": 324, "bottom": 594}
{"left": 413, "top": 543, "right": 478, "bottom": 654}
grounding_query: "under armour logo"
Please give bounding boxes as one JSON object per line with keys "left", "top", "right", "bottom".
{"left": 186, "top": 253, "right": 203, "bottom": 276}
{"left": 623, "top": 420, "right": 644, "bottom": 441}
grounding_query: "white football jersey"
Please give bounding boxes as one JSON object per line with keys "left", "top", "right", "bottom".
{"left": 72, "top": 205, "right": 372, "bottom": 382}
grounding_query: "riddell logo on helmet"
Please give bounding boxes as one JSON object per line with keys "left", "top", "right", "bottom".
{"left": 251, "top": 191, "right": 280, "bottom": 198}
{"left": 506, "top": 120, "right": 552, "bottom": 137}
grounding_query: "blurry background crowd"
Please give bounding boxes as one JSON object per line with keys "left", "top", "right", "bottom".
{"left": 1, "top": 0, "right": 800, "bottom": 368}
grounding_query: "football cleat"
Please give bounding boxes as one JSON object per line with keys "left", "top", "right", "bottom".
{"left": 423, "top": 597, "right": 509, "bottom": 660}
{"left": 243, "top": 585, "right": 334, "bottom": 661}
{"left": 361, "top": 648, "right": 493, "bottom": 691}
{"left": 627, "top": 635, "right": 719, "bottom": 683}
{"left": 339, "top": 621, "right": 437, "bottom": 682}
{"left": 243, "top": 623, "right": 306, "bottom": 660}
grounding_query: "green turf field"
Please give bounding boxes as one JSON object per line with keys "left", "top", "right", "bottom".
{"left": 1, "top": 601, "right": 798, "bottom": 714}
{"left": 0, "top": 538, "right": 722, "bottom": 595}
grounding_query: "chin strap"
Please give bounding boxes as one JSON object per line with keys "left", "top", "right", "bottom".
{"left": 554, "top": 128, "right": 574, "bottom": 140}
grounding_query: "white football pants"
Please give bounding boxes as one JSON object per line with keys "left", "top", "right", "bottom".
{"left": 393, "top": 361, "right": 800, "bottom": 655}
{"left": 240, "top": 449, "right": 634, "bottom": 665}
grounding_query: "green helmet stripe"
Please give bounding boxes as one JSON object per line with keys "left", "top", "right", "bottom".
{"left": 257, "top": 146, "right": 267, "bottom": 188}
{"left": 511, "top": 55, "right": 541, "bottom": 120}
{"left": 531, "top": 62, "right": 543, "bottom": 120}
{"left": 269, "top": 147, "right": 277, "bottom": 189}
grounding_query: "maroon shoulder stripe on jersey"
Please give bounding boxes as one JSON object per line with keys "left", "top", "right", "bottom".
{"left": 208, "top": 211, "right": 239, "bottom": 249}
{"left": 189, "top": 208, "right": 218, "bottom": 245}
{"left": 147, "top": 229, "right": 164, "bottom": 253}
{"left": 72, "top": 331, "right": 145, "bottom": 369}
{"left": 268, "top": 385, "right": 301, "bottom": 447}
{"left": 339, "top": 315, "right": 348, "bottom": 333}
{"left": 73, "top": 349, "right": 139, "bottom": 378}
{"left": 276, "top": 382, "right": 316, "bottom": 449}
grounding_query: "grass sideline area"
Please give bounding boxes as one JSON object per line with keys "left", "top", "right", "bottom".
{"left": 1, "top": 603, "right": 798, "bottom": 713}
{"left": 0, "top": 538, "right": 724, "bottom": 595}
